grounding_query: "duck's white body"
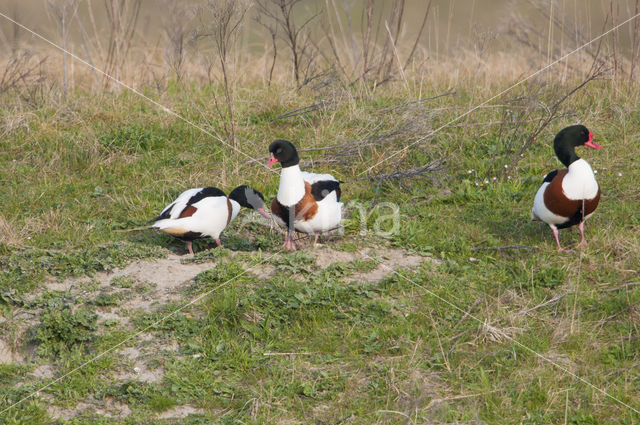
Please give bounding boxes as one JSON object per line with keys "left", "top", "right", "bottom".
{"left": 291, "top": 191, "right": 342, "bottom": 233}
{"left": 274, "top": 165, "right": 342, "bottom": 234}
{"left": 561, "top": 159, "right": 599, "bottom": 200}
{"left": 532, "top": 159, "right": 599, "bottom": 228}
{"left": 151, "top": 189, "right": 240, "bottom": 239}
{"left": 532, "top": 182, "right": 565, "bottom": 227}
{"left": 149, "top": 186, "right": 241, "bottom": 255}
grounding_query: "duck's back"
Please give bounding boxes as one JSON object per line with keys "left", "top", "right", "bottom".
{"left": 150, "top": 187, "right": 231, "bottom": 239}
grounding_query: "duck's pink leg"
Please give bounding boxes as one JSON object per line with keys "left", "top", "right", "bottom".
{"left": 576, "top": 222, "right": 587, "bottom": 248}
{"left": 215, "top": 238, "right": 222, "bottom": 247}
{"left": 186, "top": 241, "right": 194, "bottom": 255}
{"left": 283, "top": 231, "right": 297, "bottom": 250}
{"left": 551, "top": 227, "right": 564, "bottom": 253}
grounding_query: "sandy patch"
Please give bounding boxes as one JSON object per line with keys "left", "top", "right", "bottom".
{"left": 96, "top": 310, "right": 127, "bottom": 326}
{"left": 112, "top": 363, "right": 164, "bottom": 384}
{"left": 157, "top": 404, "right": 205, "bottom": 419}
{"left": 107, "top": 255, "right": 214, "bottom": 294}
{"left": 0, "top": 339, "right": 23, "bottom": 364}
{"left": 31, "top": 364, "right": 55, "bottom": 379}
{"left": 96, "top": 399, "right": 133, "bottom": 419}
{"left": 44, "top": 254, "right": 216, "bottom": 297}
{"left": 302, "top": 246, "right": 434, "bottom": 282}
{"left": 48, "top": 399, "right": 132, "bottom": 420}
{"left": 44, "top": 281, "right": 75, "bottom": 292}
{"left": 113, "top": 344, "right": 176, "bottom": 384}
{"left": 352, "top": 247, "right": 428, "bottom": 282}
{"left": 48, "top": 402, "right": 95, "bottom": 421}
{"left": 247, "top": 263, "right": 276, "bottom": 279}
{"left": 313, "top": 248, "right": 360, "bottom": 268}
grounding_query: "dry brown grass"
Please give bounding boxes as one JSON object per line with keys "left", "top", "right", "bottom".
{"left": 0, "top": 11, "right": 633, "bottom": 98}
{"left": 0, "top": 214, "right": 23, "bottom": 248}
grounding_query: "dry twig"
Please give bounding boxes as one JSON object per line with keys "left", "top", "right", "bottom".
{"left": 371, "top": 158, "right": 446, "bottom": 181}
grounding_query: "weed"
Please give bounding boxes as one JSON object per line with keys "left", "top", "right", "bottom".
{"left": 181, "top": 248, "right": 230, "bottom": 265}
{"left": 267, "top": 251, "right": 317, "bottom": 275}
{"left": 90, "top": 292, "right": 125, "bottom": 307}
{"left": 30, "top": 305, "right": 98, "bottom": 356}
{"left": 193, "top": 261, "right": 249, "bottom": 288}
{"left": 110, "top": 275, "right": 136, "bottom": 288}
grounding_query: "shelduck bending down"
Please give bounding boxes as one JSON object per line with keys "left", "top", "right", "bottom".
{"left": 149, "top": 185, "right": 269, "bottom": 254}
{"left": 267, "top": 139, "right": 342, "bottom": 250}
{"left": 532, "top": 125, "right": 602, "bottom": 252}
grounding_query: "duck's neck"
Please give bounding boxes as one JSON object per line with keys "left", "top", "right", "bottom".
{"left": 228, "top": 199, "right": 241, "bottom": 223}
{"left": 277, "top": 165, "right": 306, "bottom": 206}
{"left": 555, "top": 144, "right": 579, "bottom": 168}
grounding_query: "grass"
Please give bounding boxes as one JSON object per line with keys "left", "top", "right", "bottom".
{"left": 1, "top": 68, "right": 640, "bottom": 424}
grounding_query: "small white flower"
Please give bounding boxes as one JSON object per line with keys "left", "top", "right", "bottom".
{"left": 618, "top": 172, "right": 622, "bottom": 177}
{"left": 193, "top": 354, "right": 202, "bottom": 359}
{"left": 475, "top": 182, "right": 479, "bottom": 186}
{"left": 492, "top": 177, "right": 497, "bottom": 181}
{"left": 484, "top": 179, "right": 489, "bottom": 184}
{"left": 27, "top": 237, "right": 31, "bottom": 240}
{"left": 468, "top": 170, "right": 473, "bottom": 174}
{"left": 134, "top": 367, "right": 140, "bottom": 373}
{"left": 507, "top": 176, "right": 511, "bottom": 179}
{"left": 594, "top": 170, "right": 598, "bottom": 174}
{"left": 504, "top": 164, "right": 508, "bottom": 168}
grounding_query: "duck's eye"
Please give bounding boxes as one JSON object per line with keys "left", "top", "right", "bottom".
{"left": 276, "top": 148, "right": 282, "bottom": 154}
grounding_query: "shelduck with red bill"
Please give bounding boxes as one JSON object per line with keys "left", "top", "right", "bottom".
{"left": 532, "top": 125, "right": 602, "bottom": 252}
{"left": 148, "top": 185, "right": 269, "bottom": 255}
{"left": 267, "top": 139, "right": 343, "bottom": 250}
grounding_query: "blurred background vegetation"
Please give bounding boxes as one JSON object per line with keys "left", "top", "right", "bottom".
{"left": 1, "top": 0, "right": 639, "bottom": 92}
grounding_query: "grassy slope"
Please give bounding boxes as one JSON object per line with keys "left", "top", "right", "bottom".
{"left": 1, "top": 77, "right": 640, "bottom": 424}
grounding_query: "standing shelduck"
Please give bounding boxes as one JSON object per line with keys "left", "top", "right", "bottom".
{"left": 267, "top": 139, "right": 342, "bottom": 250}
{"left": 532, "top": 125, "right": 602, "bottom": 252}
{"left": 149, "top": 185, "right": 269, "bottom": 254}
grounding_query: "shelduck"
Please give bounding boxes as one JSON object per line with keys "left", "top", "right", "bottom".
{"left": 149, "top": 185, "right": 269, "bottom": 254}
{"left": 532, "top": 125, "right": 602, "bottom": 252}
{"left": 267, "top": 139, "right": 342, "bottom": 250}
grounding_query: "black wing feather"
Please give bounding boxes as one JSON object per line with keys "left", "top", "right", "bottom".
{"left": 186, "top": 187, "right": 226, "bottom": 205}
{"left": 542, "top": 170, "right": 558, "bottom": 183}
{"left": 310, "top": 180, "right": 342, "bottom": 202}
{"left": 148, "top": 187, "right": 225, "bottom": 224}
{"left": 147, "top": 202, "right": 176, "bottom": 224}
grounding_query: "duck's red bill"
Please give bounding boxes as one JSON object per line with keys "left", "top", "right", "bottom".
{"left": 266, "top": 154, "right": 278, "bottom": 166}
{"left": 585, "top": 132, "right": 603, "bottom": 149}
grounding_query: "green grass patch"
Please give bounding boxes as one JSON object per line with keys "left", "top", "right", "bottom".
{"left": 2, "top": 78, "right": 640, "bottom": 424}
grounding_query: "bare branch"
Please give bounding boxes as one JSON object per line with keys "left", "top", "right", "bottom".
{"left": 194, "top": 0, "right": 250, "bottom": 148}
